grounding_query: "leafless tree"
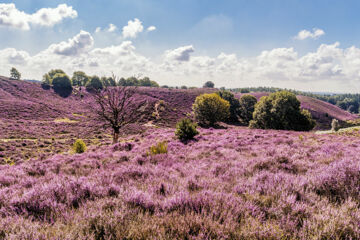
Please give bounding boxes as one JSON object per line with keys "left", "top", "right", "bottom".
{"left": 91, "top": 86, "right": 146, "bottom": 143}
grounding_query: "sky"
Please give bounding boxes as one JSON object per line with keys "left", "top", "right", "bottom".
{"left": 1, "top": 1, "right": 360, "bottom": 92}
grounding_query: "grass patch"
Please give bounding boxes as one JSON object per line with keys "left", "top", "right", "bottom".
{"left": 54, "top": 118, "right": 79, "bottom": 123}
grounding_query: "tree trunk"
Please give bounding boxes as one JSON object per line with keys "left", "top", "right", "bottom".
{"left": 113, "top": 128, "right": 120, "bottom": 144}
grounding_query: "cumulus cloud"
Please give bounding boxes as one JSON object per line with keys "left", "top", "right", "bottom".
{"left": 295, "top": 28, "right": 325, "bottom": 40}
{"left": 164, "top": 45, "right": 195, "bottom": 62}
{"left": 147, "top": 26, "right": 156, "bottom": 32}
{"left": 4, "top": 30, "right": 360, "bottom": 92}
{"left": 107, "top": 23, "right": 117, "bottom": 32}
{"left": 0, "top": 3, "right": 77, "bottom": 30}
{"left": 46, "top": 30, "right": 94, "bottom": 56}
{"left": 122, "top": 18, "right": 144, "bottom": 38}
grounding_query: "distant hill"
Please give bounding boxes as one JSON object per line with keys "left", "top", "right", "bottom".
{"left": 0, "top": 76, "right": 357, "bottom": 131}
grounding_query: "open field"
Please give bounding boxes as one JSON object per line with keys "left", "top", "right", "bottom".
{"left": 2, "top": 77, "right": 360, "bottom": 239}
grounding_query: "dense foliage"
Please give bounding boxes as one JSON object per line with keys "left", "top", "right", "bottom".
{"left": 86, "top": 76, "right": 103, "bottom": 91}
{"left": 193, "top": 93, "right": 230, "bottom": 126}
{"left": 118, "top": 76, "right": 159, "bottom": 87}
{"left": 175, "top": 118, "right": 199, "bottom": 141}
{"left": 71, "top": 71, "right": 89, "bottom": 86}
{"left": 73, "top": 139, "right": 87, "bottom": 153}
{"left": 250, "top": 91, "right": 316, "bottom": 131}
{"left": 10, "top": 67, "right": 21, "bottom": 80}
{"left": 216, "top": 90, "right": 241, "bottom": 122}
{"left": 239, "top": 94, "right": 257, "bottom": 125}
{"left": 203, "top": 81, "right": 214, "bottom": 88}
{"left": 233, "top": 86, "right": 360, "bottom": 114}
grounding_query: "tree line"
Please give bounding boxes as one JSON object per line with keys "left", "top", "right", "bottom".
{"left": 233, "top": 87, "right": 360, "bottom": 114}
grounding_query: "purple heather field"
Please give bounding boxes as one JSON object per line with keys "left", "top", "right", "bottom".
{"left": 1, "top": 77, "right": 360, "bottom": 239}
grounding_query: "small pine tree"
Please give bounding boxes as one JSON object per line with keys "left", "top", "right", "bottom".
{"left": 73, "top": 139, "right": 87, "bottom": 153}
{"left": 175, "top": 118, "right": 199, "bottom": 141}
{"left": 331, "top": 119, "right": 340, "bottom": 132}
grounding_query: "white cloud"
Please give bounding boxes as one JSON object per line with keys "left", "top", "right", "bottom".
{"left": 295, "top": 28, "right": 325, "bottom": 40}
{"left": 107, "top": 23, "right": 117, "bottom": 32}
{"left": 0, "top": 3, "right": 77, "bottom": 30}
{"left": 4, "top": 31, "right": 360, "bottom": 92}
{"left": 147, "top": 26, "right": 156, "bottom": 32}
{"left": 95, "top": 27, "right": 101, "bottom": 33}
{"left": 46, "top": 30, "right": 94, "bottom": 56}
{"left": 122, "top": 18, "right": 144, "bottom": 39}
{"left": 164, "top": 45, "right": 195, "bottom": 62}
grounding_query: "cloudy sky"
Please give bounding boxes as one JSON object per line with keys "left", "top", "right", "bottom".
{"left": 1, "top": 0, "right": 360, "bottom": 92}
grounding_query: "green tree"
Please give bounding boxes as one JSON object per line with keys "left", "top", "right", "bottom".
{"left": 42, "top": 73, "right": 52, "bottom": 85}
{"left": 48, "top": 69, "right": 65, "bottom": 80}
{"left": 10, "top": 67, "right": 21, "bottom": 80}
{"left": 193, "top": 93, "right": 230, "bottom": 126}
{"left": 203, "top": 81, "right": 215, "bottom": 88}
{"left": 249, "top": 91, "right": 315, "bottom": 131}
{"left": 72, "top": 71, "right": 89, "bottom": 86}
{"left": 216, "top": 90, "right": 241, "bottom": 122}
{"left": 239, "top": 94, "right": 258, "bottom": 125}
{"left": 86, "top": 76, "right": 103, "bottom": 91}
{"left": 52, "top": 73, "right": 72, "bottom": 90}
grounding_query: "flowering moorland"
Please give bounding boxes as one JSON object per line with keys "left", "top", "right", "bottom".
{"left": 1, "top": 126, "right": 360, "bottom": 239}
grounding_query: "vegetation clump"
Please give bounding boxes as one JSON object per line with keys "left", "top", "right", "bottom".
{"left": 203, "top": 81, "right": 215, "bottom": 88}
{"left": 193, "top": 93, "right": 230, "bottom": 126}
{"left": 175, "top": 118, "right": 199, "bottom": 141}
{"left": 73, "top": 139, "right": 87, "bottom": 153}
{"left": 249, "top": 91, "right": 315, "bottom": 131}
{"left": 216, "top": 90, "right": 241, "bottom": 122}
{"left": 239, "top": 94, "right": 258, "bottom": 125}
{"left": 10, "top": 67, "right": 21, "bottom": 80}
{"left": 86, "top": 76, "right": 103, "bottom": 92}
{"left": 331, "top": 119, "right": 340, "bottom": 132}
{"left": 148, "top": 141, "right": 168, "bottom": 155}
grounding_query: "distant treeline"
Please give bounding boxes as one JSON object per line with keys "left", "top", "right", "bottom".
{"left": 233, "top": 87, "right": 360, "bottom": 114}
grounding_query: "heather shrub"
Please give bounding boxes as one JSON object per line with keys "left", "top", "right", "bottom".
{"left": 249, "top": 91, "right": 315, "bottom": 131}
{"left": 216, "top": 90, "right": 241, "bottom": 122}
{"left": 148, "top": 141, "right": 168, "bottom": 155}
{"left": 73, "top": 139, "right": 87, "bottom": 153}
{"left": 193, "top": 93, "right": 230, "bottom": 126}
{"left": 239, "top": 94, "right": 257, "bottom": 125}
{"left": 332, "top": 119, "right": 340, "bottom": 131}
{"left": 175, "top": 118, "right": 199, "bottom": 141}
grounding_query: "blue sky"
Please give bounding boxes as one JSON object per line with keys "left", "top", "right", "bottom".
{"left": 1, "top": 0, "right": 360, "bottom": 92}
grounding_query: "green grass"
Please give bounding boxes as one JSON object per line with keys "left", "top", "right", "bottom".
{"left": 316, "top": 126, "right": 360, "bottom": 135}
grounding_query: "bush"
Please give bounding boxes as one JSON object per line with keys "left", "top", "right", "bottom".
{"left": 239, "top": 94, "right": 257, "bottom": 125}
{"left": 216, "top": 90, "right": 241, "bottom": 122}
{"left": 52, "top": 73, "right": 72, "bottom": 90}
{"left": 148, "top": 141, "right": 168, "bottom": 155}
{"left": 331, "top": 119, "right": 340, "bottom": 132}
{"left": 86, "top": 76, "right": 103, "bottom": 91}
{"left": 249, "top": 91, "right": 315, "bottom": 131}
{"left": 73, "top": 139, "right": 87, "bottom": 153}
{"left": 203, "top": 81, "right": 215, "bottom": 88}
{"left": 175, "top": 118, "right": 199, "bottom": 141}
{"left": 193, "top": 93, "right": 230, "bottom": 126}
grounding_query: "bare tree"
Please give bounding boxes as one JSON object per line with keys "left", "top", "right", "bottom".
{"left": 91, "top": 86, "right": 146, "bottom": 143}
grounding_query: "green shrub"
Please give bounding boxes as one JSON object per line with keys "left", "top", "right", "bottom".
{"left": 73, "top": 139, "right": 87, "bottom": 153}
{"left": 175, "top": 118, "right": 199, "bottom": 141}
{"left": 52, "top": 73, "right": 72, "bottom": 90}
{"left": 331, "top": 119, "right": 340, "bottom": 132}
{"left": 216, "top": 90, "right": 241, "bottom": 122}
{"left": 193, "top": 93, "right": 230, "bottom": 126}
{"left": 203, "top": 81, "right": 215, "bottom": 88}
{"left": 239, "top": 94, "right": 257, "bottom": 125}
{"left": 148, "top": 141, "right": 168, "bottom": 155}
{"left": 249, "top": 91, "right": 315, "bottom": 131}
{"left": 86, "top": 76, "right": 103, "bottom": 91}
